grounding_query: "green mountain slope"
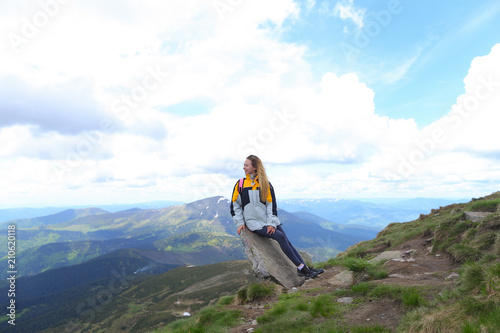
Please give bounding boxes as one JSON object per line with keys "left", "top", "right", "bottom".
{"left": 10, "top": 196, "right": 370, "bottom": 276}
{"left": 0, "top": 260, "right": 255, "bottom": 333}
{"left": 0, "top": 238, "right": 139, "bottom": 279}
{"left": 1, "top": 249, "right": 180, "bottom": 301}
{"left": 151, "top": 191, "right": 500, "bottom": 333}
{"left": 1, "top": 207, "right": 108, "bottom": 228}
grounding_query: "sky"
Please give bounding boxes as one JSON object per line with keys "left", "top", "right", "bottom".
{"left": 1, "top": 0, "right": 500, "bottom": 208}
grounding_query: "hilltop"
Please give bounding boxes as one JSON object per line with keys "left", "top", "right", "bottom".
{"left": 151, "top": 192, "right": 499, "bottom": 333}
{"left": 0, "top": 193, "right": 497, "bottom": 332}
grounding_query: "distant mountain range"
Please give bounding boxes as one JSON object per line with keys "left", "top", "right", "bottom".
{"left": 1, "top": 196, "right": 375, "bottom": 281}
{"left": 0, "top": 195, "right": 477, "bottom": 332}
{"left": 0, "top": 200, "right": 183, "bottom": 223}
{"left": 1, "top": 196, "right": 376, "bottom": 332}
{"left": 279, "top": 197, "right": 466, "bottom": 228}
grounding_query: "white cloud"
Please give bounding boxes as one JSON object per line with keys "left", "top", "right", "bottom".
{"left": 333, "top": 0, "right": 365, "bottom": 29}
{"left": 0, "top": 1, "right": 499, "bottom": 206}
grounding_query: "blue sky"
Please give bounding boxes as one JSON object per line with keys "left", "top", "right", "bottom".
{"left": 285, "top": 0, "right": 500, "bottom": 125}
{"left": 0, "top": 0, "right": 499, "bottom": 207}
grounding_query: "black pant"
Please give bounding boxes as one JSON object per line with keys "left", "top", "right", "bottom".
{"left": 253, "top": 224, "right": 305, "bottom": 266}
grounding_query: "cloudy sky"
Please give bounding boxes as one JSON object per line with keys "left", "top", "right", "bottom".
{"left": 1, "top": 0, "right": 500, "bottom": 207}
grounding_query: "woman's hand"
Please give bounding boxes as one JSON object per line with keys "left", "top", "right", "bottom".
{"left": 267, "top": 226, "right": 275, "bottom": 235}
{"left": 237, "top": 224, "right": 246, "bottom": 235}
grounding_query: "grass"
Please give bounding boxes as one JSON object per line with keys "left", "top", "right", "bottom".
{"left": 236, "top": 281, "right": 275, "bottom": 303}
{"left": 342, "top": 257, "right": 388, "bottom": 283}
{"left": 156, "top": 305, "right": 243, "bottom": 333}
{"left": 466, "top": 198, "right": 500, "bottom": 212}
{"left": 448, "top": 244, "right": 482, "bottom": 263}
{"left": 150, "top": 192, "right": 500, "bottom": 333}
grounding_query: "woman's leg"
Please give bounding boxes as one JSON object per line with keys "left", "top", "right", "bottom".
{"left": 254, "top": 226, "right": 303, "bottom": 266}
{"left": 276, "top": 225, "right": 305, "bottom": 265}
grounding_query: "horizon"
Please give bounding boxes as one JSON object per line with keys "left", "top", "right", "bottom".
{"left": 1, "top": 1, "right": 500, "bottom": 207}
{"left": 0, "top": 194, "right": 473, "bottom": 210}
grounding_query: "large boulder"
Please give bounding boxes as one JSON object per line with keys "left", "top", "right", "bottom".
{"left": 464, "top": 211, "right": 492, "bottom": 223}
{"left": 239, "top": 229, "right": 305, "bottom": 289}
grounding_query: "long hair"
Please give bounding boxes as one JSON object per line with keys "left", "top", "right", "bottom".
{"left": 246, "top": 155, "right": 269, "bottom": 202}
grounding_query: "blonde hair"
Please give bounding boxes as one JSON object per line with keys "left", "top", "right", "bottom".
{"left": 246, "top": 155, "right": 269, "bottom": 202}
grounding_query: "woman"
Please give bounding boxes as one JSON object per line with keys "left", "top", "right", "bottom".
{"left": 230, "top": 155, "right": 323, "bottom": 279}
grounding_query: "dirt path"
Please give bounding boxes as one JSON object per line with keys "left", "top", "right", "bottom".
{"left": 229, "top": 236, "right": 461, "bottom": 332}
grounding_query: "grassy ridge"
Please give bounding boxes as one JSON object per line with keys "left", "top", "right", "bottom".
{"left": 151, "top": 192, "right": 500, "bottom": 333}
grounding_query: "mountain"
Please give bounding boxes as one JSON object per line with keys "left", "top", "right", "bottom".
{"left": 292, "top": 211, "right": 379, "bottom": 240}
{"left": 0, "top": 260, "right": 256, "bottom": 333}
{"left": 1, "top": 249, "right": 180, "bottom": 302}
{"left": 0, "top": 200, "right": 183, "bottom": 224}
{"left": 8, "top": 196, "right": 370, "bottom": 273}
{"left": 279, "top": 197, "right": 464, "bottom": 229}
{"left": 0, "top": 239, "right": 139, "bottom": 280}
{"left": 0, "top": 207, "right": 108, "bottom": 228}
{"left": 149, "top": 191, "right": 500, "bottom": 333}
{"left": 2, "top": 192, "right": 496, "bottom": 332}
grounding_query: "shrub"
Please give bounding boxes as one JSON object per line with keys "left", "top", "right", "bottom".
{"left": 495, "top": 234, "right": 500, "bottom": 255}
{"left": 459, "top": 261, "right": 485, "bottom": 294}
{"left": 402, "top": 289, "right": 426, "bottom": 308}
{"left": 472, "top": 232, "right": 497, "bottom": 250}
{"left": 196, "top": 307, "right": 242, "bottom": 330}
{"left": 448, "top": 244, "right": 482, "bottom": 263}
{"left": 236, "top": 287, "right": 247, "bottom": 304}
{"left": 309, "top": 294, "right": 339, "bottom": 318}
{"left": 217, "top": 295, "right": 234, "bottom": 306}
{"left": 468, "top": 199, "right": 500, "bottom": 212}
{"left": 343, "top": 257, "right": 388, "bottom": 283}
{"left": 247, "top": 282, "right": 275, "bottom": 301}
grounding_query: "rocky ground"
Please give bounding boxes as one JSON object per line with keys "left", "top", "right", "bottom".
{"left": 228, "top": 235, "right": 461, "bottom": 333}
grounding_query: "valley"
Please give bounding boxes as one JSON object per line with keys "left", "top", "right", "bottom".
{"left": 0, "top": 194, "right": 491, "bottom": 332}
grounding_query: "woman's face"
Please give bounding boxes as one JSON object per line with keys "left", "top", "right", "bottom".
{"left": 243, "top": 159, "right": 256, "bottom": 175}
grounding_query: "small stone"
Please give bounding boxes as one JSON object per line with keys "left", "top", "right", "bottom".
{"left": 251, "top": 320, "right": 258, "bottom": 325}
{"left": 337, "top": 297, "right": 354, "bottom": 304}
{"left": 445, "top": 273, "right": 460, "bottom": 281}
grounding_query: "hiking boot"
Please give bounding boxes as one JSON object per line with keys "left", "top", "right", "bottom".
{"left": 308, "top": 266, "right": 324, "bottom": 275}
{"left": 297, "top": 266, "right": 318, "bottom": 279}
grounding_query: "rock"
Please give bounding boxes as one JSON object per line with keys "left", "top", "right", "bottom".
{"left": 328, "top": 270, "right": 353, "bottom": 287}
{"left": 299, "top": 251, "right": 313, "bottom": 264}
{"left": 239, "top": 229, "right": 305, "bottom": 288}
{"left": 337, "top": 297, "right": 354, "bottom": 304}
{"left": 389, "top": 274, "right": 407, "bottom": 279}
{"left": 368, "top": 251, "right": 402, "bottom": 263}
{"left": 464, "top": 211, "right": 493, "bottom": 223}
{"left": 445, "top": 272, "right": 460, "bottom": 281}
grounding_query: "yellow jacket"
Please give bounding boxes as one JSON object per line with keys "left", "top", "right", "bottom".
{"left": 229, "top": 174, "right": 281, "bottom": 231}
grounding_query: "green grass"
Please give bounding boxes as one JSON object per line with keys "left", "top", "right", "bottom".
{"left": 151, "top": 193, "right": 500, "bottom": 333}
{"left": 448, "top": 244, "right": 482, "bottom": 263}
{"left": 236, "top": 281, "right": 276, "bottom": 303}
{"left": 342, "top": 257, "right": 388, "bottom": 283}
{"left": 466, "top": 198, "right": 500, "bottom": 212}
{"left": 247, "top": 282, "right": 275, "bottom": 301}
{"left": 157, "top": 305, "right": 243, "bottom": 333}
